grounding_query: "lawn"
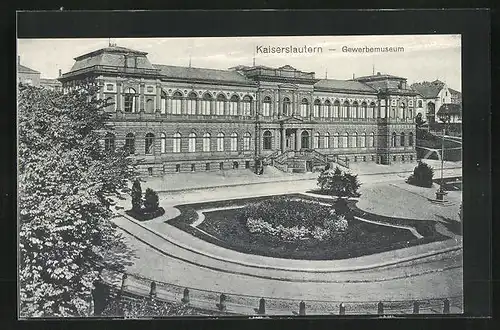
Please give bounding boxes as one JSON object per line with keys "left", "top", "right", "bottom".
{"left": 168, "top": 194, "right": 447, "bottom": 260}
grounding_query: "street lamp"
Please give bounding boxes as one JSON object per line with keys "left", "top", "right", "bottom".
{"left": 435, "top": 111, "right": 451, "bottom": 201}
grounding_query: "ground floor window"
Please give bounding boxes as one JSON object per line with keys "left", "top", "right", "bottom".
{"left": 191, "top": 164, "right": 196, "bottom": 172}
{"left": 363, "top": 156, "right": 366, "bottom": 162}
{"left": 393, "top": 155, "right": 397, "bottom": 162}
{"left": 233, "top": 161, "right": 239, "bottom": 169}
{"left": 371, "top": 155, "right": 375, "bottom": 161}
{"left": 245, "top": 161, "right": 250, "bottom": 169}
{"left": 148, "top": 167, "right": 153, "bottom": 176}
{"left": 176, "top": 164, "right": 181, "bottom": 172}
{"left": 354, "top": 156, "right": 357, "bottom": 162}
{"left": 206, "top": 163, "right": 210, "bottom": 171}
{"left": 402, "top": 155, "right": 405, "bottom": 162}
{"left": 219, "top": 162, "right": 224, "bottom": 170}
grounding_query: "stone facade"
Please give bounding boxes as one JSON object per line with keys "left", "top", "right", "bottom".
{"left": 59, "top": 46, "right": 418, "bottom": 175}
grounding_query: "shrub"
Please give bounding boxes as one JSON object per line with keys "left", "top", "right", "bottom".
{"left": 317, "top": 166, "right": 361, "bottom": 198}
{"left": 407, "top": 161, "right": 434, "bottom": 187}
{"left": 143, "top": 188, "right": 159, "bottom": 212}
{"left": 131, "top": 179, "right": 142, "bottom": 212}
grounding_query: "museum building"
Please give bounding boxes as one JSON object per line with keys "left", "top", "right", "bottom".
{"left": 58, "top": 45, "right": 418, "bottom": 175}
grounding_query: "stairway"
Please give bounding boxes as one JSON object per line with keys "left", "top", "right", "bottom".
{"left": 267, "top": 149, "right": 348, "bottom": 173}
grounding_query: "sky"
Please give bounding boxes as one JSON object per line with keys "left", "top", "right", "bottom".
{"left": 17, "top": 35, "right": 462, "bottom": 91}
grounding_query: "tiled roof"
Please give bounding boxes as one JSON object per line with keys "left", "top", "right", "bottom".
{"left": 314, "top": 79, "right": 377, "bottom": 93}
{"left": 74, "top": 46, "right": 148, "bottom": 60}
{"left": 18, "top": 64, "right": 40, "bottom": 74}
{"left": 437, "top": 103, "right": 461, "bottom": 116}
{"left": 411, "top": 83, "right": 442, "bottom": 98}
{"left": 153, "top": 64, "right": 254, "bottom": 84}
{"left": 449, "top": 88, "right": 462, "bottom": 96}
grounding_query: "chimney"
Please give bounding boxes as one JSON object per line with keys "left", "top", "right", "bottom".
{"left": 59, "top": 69, "right": 62, "bottom": 77}
{"left": 377, "top": 72, "right": 381, "bottom": 75}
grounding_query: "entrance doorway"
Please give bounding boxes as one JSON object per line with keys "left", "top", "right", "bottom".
{"left": 301, "top": 131, "right": 310, "bottom": 149}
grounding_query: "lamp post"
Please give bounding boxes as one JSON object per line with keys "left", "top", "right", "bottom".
{"left": 435, "top": 113, "right": 450, "bottom": 201}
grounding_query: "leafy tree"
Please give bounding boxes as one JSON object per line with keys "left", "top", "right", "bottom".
{"left": 131, "top": 179, "right": 142, "bottom": 212}
{"left": 102, "top": 296, "right": 198, "bottom": 317}
{"left": 143, "top": 188, "right": 159, "bottom": 212}
{"left": 18, "top": 83, "right": 138, "bottom": 317}
{"left": 406, "top": 161, "right": 434, "bottom": 188}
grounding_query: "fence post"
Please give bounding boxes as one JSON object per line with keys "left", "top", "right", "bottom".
{"left": 182, "top": 288, "right": 190, "bottom": 304}
{"left": 258, "top": 298, "right": 265, "bottom": 314}
{"left": 299, "top": 301, "right": 306, "bottom": 316}
{"left": 218, "top": 293, "right": 226, "bottom": 311}
{"left": 443, "top": 298, "right": 450, "bottom": 314}
{"left": 413, "top": 300, "right": 420, "bottom": 314}
{"left": 377, "top": 301, "right": 384, "bottom": 315}
{"left": 339, "top": 302, "right": 345, "bottom": 315}
{"left": 120, "top": 274, "right": 128, "bottom": 297}
{"left": 149, "top": 281, "right": 157, "bottom": 299}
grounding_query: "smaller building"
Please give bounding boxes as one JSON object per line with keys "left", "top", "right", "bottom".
{"left": 437, "top": 103, "right": 462, "bottom": 123}
{"left": 411, "top": 80, "right": 462, "bottom": 124}
{"left": 17, "top": 56, "right": 40, "bottom": 86}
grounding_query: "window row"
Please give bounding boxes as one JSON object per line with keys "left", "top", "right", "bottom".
{"left": 391, "top": 132, "right": 415, "bottom": 147}
{"left": 104, "top": 132, "right": 253, "bottom": 154}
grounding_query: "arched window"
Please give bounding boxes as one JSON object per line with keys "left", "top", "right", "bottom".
{"left": 314, "top": 132, "right": 320, "bottom": 148}
{"left": 391, "top": 132, "right": 397, "bottom": 147}
{"left": 216, "top": 94, "right": 226, "bottom": 116}
{"left": 324, "top": 100, "right": 332, "bottom": 118}
{"left": 351, "top": 101, "right": 358, "bottom": 119}
{"left": 146, "top": 99, "right": 154, "bottom": 113}
{"left": 173, "top": 132, "right": 181, "bottom": 153}
{"left": 360, "top": 133, "right": 366, "bottom": 148}
{"left": 160, "top": 91, "right": 167, "bottom": 114}
{"left": 301, "top": 131, "right": 310, "bottom": 149}
{"left": 262, "top": 96, "right": 271, "bottom": 117}
{"left": 283, "top": 97, "right": 291, "bottom": 116}
{"left": 145, "top": 133, "right": 155, "bottom": 154}
{"left": 400, "top": 132, "right": 405, "bottom": 147}
{"left": 333, "top": 133, "right": 339, "bottom": 148}
{"left": 351, "top": 132, "right": 358, "bottom": 148}
{"left": 203, "top": 133, "right": 211, "bottom": 152}
{"left": 300, "top": 98, "right": 309, "bottom": 117}
{"left": 369, "top": 132, "right": 375, "bottom": 147}
{"left": 408, "top": 108, "right": 413, "bottom": 119}
{"left": 171, "top": 91, "right": 183, "bottom": 115}
{"left": 418, "top": 100, "right": 423, "bottom": 107}
{"left": 189, "top": 132, "right": 197, "bottom": 152}
{"left": 123, "top": 87, "right": 136, "bottom": 113}
{"left": 360, "top": 102, "right": 367, "bottom": 119}
{"left": 242, "top": 95, "right": 252, "bottom": 116}
{"left": 243, "top": 132, "right": 251, "bottom": 151}
{"left": 187, "top": 92, "right": 197, "bottom": 115}
{"left": 263, "top": 130, "right": 272, "bottom": 150}
{"left": 230, "top": 132, "right": 238, "bottom": 151}
{"left": 229, "top": 95, "right": 239, "bottom": 116}
{"left": 104, "top": 133, "right": 115, "bottom": 152}
{"left": 333, "top": 100, "right": 340, "bottom": 118}
{"left": 125, "top": 133, "right": 135, "bottom": 155}
{"left": 368, "top": 102, "right": 376, "bottom": 118}
{"left": 313, "top": 99, "right": 321, "bottom": 117}
{"left": 324, "top": 132, "right": 330, "bottom": 148}
{"left": 342, "top": 132, "right": 348, "bottom": 148}
{"left": 217, "top": 132, "right": 225, "bottom": 151}
{"left": 399, "top": 102, "right": 406, "bottom": 119}
{"left": 342, "top": 101, "right": 349, "bottom": 118}
{"left": 201, "top": 93, "right": 212, "bottom": 115}
{"left": 160, "top": 133, "right": 166, "bottom": 153}
{"left": 409, "top": 132, "right": 414, "bottom": 146}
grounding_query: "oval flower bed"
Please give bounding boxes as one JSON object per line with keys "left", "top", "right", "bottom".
{"left": 241, "top": 197, "right": 348, "bottom": 242}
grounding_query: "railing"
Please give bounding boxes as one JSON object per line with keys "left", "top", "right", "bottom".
{"left": 97, "top": 270, "right": 462, "bottom": 316}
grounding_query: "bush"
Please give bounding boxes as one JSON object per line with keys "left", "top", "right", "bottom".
{"left": 131, "top": 179, "right": 142, "bottom": 212}
{"left": 317, "top": 166, "right": 361, "bottom": 198}
{"left": 407, "top": 161, "right": 434, "bottom": 188}
{"left": 144, "top": 188, "right": 159, "bottom": 212}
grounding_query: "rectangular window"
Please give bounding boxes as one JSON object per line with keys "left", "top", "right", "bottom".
{"left": 229, "top": 102, "right": 238, "bottom": 116}
{"left": 148, "top": 167, "right": 153, "bottom": 176}
{"left": 191, "top": 164, "right": 196, "bottom": 172}
{"left": 175, "top": 164, "right": 181, "bottom": 172}
{"left": 124, "top": 95, "right": 134, "bottom": 113}
{"left": 172, "top": 99, "right": 182, "bottom": 114}
{"left": 262, "top": 102, "right": 270, "bottom": 117}
{"left": 245, "top": 161, "right": 250, "bottom": 169}
{"left": 106, "top": 83, "right": 114, "bottom": 91}
{"left": 206, "top": 163, "right": 210, "bottom": 171}
{"left": 216, "top": 101, "right": 225, "bottom": 116}
{"left": 219, "top": 162, "right": 224, "bottom": 170}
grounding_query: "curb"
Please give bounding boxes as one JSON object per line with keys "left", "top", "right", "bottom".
{"left": 117, "top": 212, "right": 462, "bottom": 274}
